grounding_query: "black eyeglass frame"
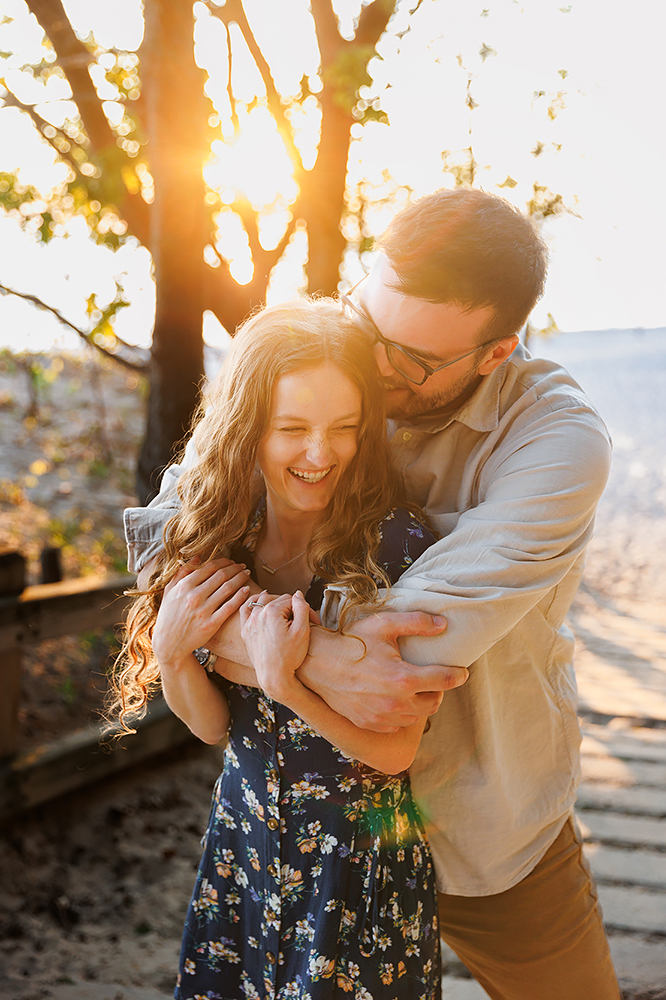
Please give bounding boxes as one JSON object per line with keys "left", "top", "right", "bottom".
{"left": 340, "top": 274, "right": 501, "bottom": 387}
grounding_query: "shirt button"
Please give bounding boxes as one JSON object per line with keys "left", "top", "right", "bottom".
{"left": 267, "top": 863, "right": 278, "bottom": 877}
{"left": 265, "top": 721, "right": 274, "bottom": 732}
{"left": 266, "top": 951, "right": 276, "bottom": 964}
{"left": 269, "top": 769, "right": 279, "bottom": 781}
{"left": 402, "top": 430, "right": 412, "bottom": 442}
{"left": 267, "top": 817, "right": 279, "bottom": 830}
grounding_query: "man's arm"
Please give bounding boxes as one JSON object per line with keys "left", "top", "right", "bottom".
{"left": 137, "top": 553, "right": 467, "bottom": 733}
{"left": 208, "top": 593, "right": 465, "bottom": 730}
{"left": 370, "top": 399, "right": 612, "bottom": 670}
{"left": 124, "top": 437, "right": 198, "bottom": 573}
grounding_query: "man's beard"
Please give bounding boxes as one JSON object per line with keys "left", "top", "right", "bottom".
{"left": 383, "top": 363, "right": 483, "bottom": 420}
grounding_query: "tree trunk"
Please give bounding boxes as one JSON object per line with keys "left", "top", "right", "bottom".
{"left": 137, "top": 0, "right": 209, "bottom": 503}
{"left": 302, "top": 99, "right": 351, "bottom": 295}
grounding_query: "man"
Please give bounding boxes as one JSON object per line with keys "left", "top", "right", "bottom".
{"left": 125, "top": 188, "right": 619, "bottom": 999}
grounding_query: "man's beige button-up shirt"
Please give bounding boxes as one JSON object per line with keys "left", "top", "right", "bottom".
{"left": 124, "top": 344, "right": 612, "bottom": 897}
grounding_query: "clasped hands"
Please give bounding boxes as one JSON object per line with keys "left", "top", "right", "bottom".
{"left": 152, "top": 556, "right": 469, "bottom": 733}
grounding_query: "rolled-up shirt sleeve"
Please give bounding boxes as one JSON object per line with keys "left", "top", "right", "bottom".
{"left": 124, "top": 437, "right": 197, "bottom": 573}
{"left": 382, "top": 398, "right": 612, "bottom": 667}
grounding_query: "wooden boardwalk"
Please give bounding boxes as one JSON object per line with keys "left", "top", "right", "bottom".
{"left": 440, "top": 591, "right": 666, "bottom": 998}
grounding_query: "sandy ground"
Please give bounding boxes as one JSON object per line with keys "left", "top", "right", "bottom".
{"left": 0, "top": 331, "right": 665, "bottom": 999}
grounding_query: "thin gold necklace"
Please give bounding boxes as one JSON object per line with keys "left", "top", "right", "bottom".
{"left": 256, "top": 548, "right": 307, "bottom": 575}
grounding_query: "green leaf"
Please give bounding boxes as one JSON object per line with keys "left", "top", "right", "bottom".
{"left": 38, "top": 212, "right": 54, "bottom": 242}
{"left": 357, "top": 104, "right": 390, "bottom": 127}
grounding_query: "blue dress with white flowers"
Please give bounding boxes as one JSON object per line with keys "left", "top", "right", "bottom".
{"left": 175, "top": 508, "right": 441, "bottom": 1000}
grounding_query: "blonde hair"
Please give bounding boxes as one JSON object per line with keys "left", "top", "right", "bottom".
{"left": 108, "top": 297, "right": 411, "bottom": 734}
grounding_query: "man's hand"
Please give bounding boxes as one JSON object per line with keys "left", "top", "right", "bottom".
{"left": 299, "top": 611, "right": 468, "bottom": 732}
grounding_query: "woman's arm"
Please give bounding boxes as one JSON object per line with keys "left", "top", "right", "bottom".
{"left": 240, "top": 593, "right": 427, "bottom": 774}
{"left": 152, "top": 559, "right": 251, "bottom": 743}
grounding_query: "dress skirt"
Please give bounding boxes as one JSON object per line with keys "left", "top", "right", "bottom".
{"left": 175, "top": 681, "right": 441, "bottom": 1000}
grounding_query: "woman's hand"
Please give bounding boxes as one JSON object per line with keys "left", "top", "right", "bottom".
{"left": 152, "top": 558, "right": 251, "bottom": 666}
{"left": 239, "top": 590, "right": 311, "bottom": 701}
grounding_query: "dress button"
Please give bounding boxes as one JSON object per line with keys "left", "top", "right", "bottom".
{"left": 267, "top": 817, "right": 279, "bottom": 830}
{"left": 269, "top": 769, "right": 279, "bottom": 781}
{"left": 266, "top": 951, "right": 276, "bottom": 964}
{"left": 265, "top": 721, "right": 274, "bottom": 732}
{"left": 267, "top": 863, "right": 277, "bottom": 877}
{"left": 402, "top": 430, "right": 412, "bottom": 442}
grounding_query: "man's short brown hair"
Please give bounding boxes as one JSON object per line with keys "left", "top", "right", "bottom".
{"left": 379, "top": 188, "right": 548, "bottom": 341}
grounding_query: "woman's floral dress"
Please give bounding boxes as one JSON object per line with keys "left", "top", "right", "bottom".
{"left": 175, "top": 507, "right": 441, "bottom": 1000}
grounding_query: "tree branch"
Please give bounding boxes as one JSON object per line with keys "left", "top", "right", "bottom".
{"left": 232, "top": 195, "right": 264, "bottom": 264}
{"left": 26, "top": 0, "right": 118, "bottom": 153}
{"left": 25, "top": 0, "right": 152, "bottom": 247}
{"left": 310, "top": 0, "right": 343, "bottom": 67}
{"left": 354, "top": 0, "right": 397, "bottom": 48}
{"left": 223, "top": 20, "right": 239, "bottom": 134}
{"left": 265, "top": 212, "right": 298, "bottom": 268}
{"left": 208, "top": 0, "right": 302, "bottom": 168}
{"left": 1, "top": 91, "right": 84, "bottom": 177}
{"left": 0, "top": 284, "right": 149, "bottom": 373}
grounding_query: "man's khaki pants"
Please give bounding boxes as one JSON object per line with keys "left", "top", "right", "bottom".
{"left": 438, "top": 817, "right": 621, "bottom": 1000}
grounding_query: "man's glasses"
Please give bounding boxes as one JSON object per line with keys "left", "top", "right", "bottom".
{"left": 340, "top": 274, "right": 498, "bottom": 387}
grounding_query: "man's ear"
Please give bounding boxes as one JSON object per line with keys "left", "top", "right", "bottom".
{"left": 477, "top": 335, "right": 519, "bottom": 376}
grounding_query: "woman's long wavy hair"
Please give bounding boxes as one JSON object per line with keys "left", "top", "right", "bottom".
{"left": 108, "top": 297, "right": 411, "bottom": 734}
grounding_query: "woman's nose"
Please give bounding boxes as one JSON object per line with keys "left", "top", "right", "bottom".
{"left": 306, "top": 435, "right": 332, "bottom": 465}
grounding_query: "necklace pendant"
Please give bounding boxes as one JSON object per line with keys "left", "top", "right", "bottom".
{"left": 257, "top": 548, "right": 307, "bottom": 575}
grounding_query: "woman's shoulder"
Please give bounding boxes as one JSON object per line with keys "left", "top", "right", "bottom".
{"left": 375, "top": 507, "right": 438, "bottom": 584}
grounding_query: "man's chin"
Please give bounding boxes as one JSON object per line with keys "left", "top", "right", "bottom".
{"left": 385, "top": 385, "right": 435, "bottom": 419}
{"left": 385, "top": 388, "right": 414, "bottom": 418}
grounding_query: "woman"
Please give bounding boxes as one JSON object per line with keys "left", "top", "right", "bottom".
{"left": 110, "top": 298, "right": 441, "bottom": 999}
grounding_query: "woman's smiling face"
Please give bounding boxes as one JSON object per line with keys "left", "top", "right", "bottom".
{"left": 256, "top": 363, "right": 363, "bottom": 518}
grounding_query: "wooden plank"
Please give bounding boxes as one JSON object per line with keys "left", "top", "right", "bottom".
{"left": 577, "top": 783, "right": 666, "bottom": 818}
{"left": 597, "top": 884, "right": 666, "bottom": 936}
{"left": 0, "top": 648, "right": 22, "bottom": 758}
{"left": 0, "top": 697, "right": 195, "bottom": 820}
{"left": 0, "top": 573, "right": 134, "bottom": 648}
{"left": 586, "top": 844, "right": 666, "bottom": 890}
{"left": 581, "top": 754, "right": 666, "bottom": 788}
{"left": 577, "top": 810, "right": 666, "bottom": 850}
{"left": 582, "top": 726, "right": 666, "bottom": 764}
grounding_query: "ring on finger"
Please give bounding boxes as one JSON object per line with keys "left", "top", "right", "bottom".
{"left": 247, "top": 600, "right": 265, "bottom": 610}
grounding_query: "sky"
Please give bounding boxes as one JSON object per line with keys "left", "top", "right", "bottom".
{"left": 0, "top": 0, "right": 664, "bottom": 353}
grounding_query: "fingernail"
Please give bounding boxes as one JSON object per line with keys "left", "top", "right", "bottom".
{"left": 241, "top": 585, "right": 250, "bottom": 593}
{"left": 433, "top": 615, "right": 447, "bottom": 627}
{"left": 243, "top": 568, "right": 251, "bottom": 575}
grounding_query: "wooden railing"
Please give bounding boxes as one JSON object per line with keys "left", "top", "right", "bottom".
{"left": 0, "top": 553, "right": 193, "bottom": 819}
